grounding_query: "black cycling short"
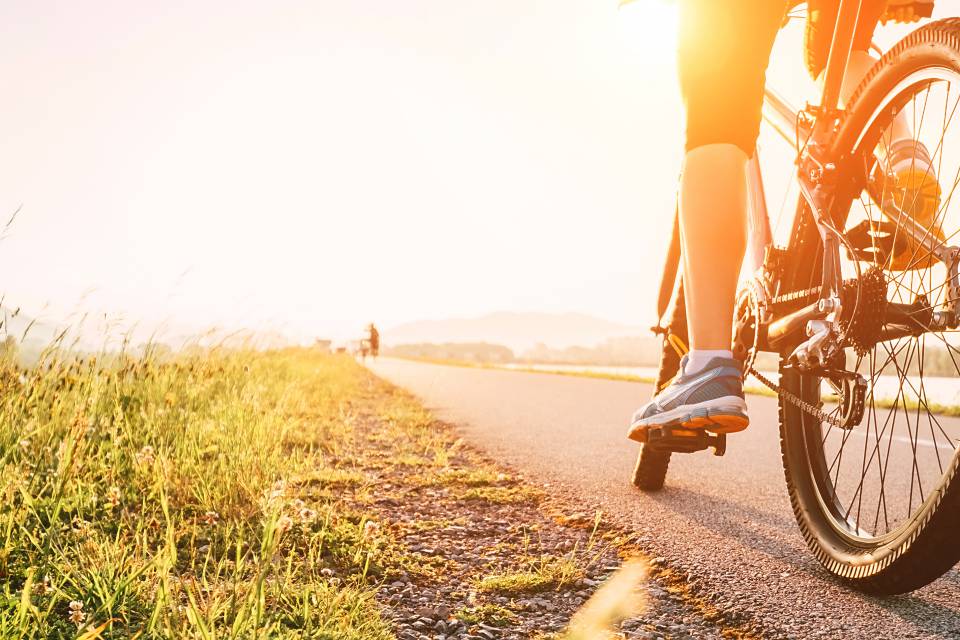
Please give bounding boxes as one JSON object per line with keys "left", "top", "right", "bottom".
{"left": 678, "top": 0, "right": 886, "bottom": 156}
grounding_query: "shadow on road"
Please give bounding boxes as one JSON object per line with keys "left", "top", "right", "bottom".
{"left": 646, "top": 485, "right": 960, "bottom": 637}
{"left": 646, "top": 485, "right": 821, "bottom": 574}
{"left": 867, "top": 593, "right": 960, "bottom": 638}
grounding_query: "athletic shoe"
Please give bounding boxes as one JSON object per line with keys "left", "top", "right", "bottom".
{"left": 873, "top": 139, "right": 943, "bottom": 271}
{"left": 627, "top": 356, "right": 748, "bottom": 442}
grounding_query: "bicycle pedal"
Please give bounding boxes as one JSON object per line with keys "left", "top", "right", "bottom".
{"left": 645, "top": 425, "right": 727, "bottom": 457}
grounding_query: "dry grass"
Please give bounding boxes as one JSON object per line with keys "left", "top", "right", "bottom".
{"left": 0, "top": 342, "right": 655, "bottom": 638}
{"left": 0, "top": 347, "right": 394, "bottom": 638}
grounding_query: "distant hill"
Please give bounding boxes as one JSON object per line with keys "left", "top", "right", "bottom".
{"left": 385, "top": 311, "right": 648, "bottom": 352}
{"left": 0, "top": 307, "right": 60, "bottom": 365}
{"left": 0, "top": 307, "right": 58, "bottom": 342}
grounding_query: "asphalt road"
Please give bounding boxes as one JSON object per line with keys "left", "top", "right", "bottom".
{"left": 368, "top": 358, "right": 960, "bottom": 640}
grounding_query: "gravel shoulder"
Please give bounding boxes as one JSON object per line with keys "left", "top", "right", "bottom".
{"left": 348, "top": 362, "right": 748, "bottom": 638}
{"left": 367, "top": 357, "right": 960, "bottom": 640}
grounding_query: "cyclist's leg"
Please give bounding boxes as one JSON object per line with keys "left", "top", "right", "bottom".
{"left": 628, "top": 0, "right": 787, "bottom": 438}
{"left": 677, "top": 0, "right": 787, "bottom": 362}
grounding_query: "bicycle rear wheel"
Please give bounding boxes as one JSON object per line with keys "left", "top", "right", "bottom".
{"left": 632, "top": 282, "right": 686, "bottom": 491}
{"left": 779, "top": 19, "right": 960, "bottom": 593}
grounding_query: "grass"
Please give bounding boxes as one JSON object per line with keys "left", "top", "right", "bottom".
{"left": 454, "top": 603, "right": 518, "bottom": 627}
{"left": 0, "top": 342, "right": 680, "bottom": 639}
{"left": 458, "top": 486, "right": 541, "bottom": 505}
{"left": 428, "top": 468, "right": 502, "bottom": 488}
{"left": 478, "top": 556, "right": 583, "bottom": 596}
{"left": 0, "top": 347, "right": 396, "bottom": 639}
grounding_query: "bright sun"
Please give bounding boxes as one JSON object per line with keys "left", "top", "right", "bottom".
{"left": 616, "top": 0, "right": 680, "bottom": 55}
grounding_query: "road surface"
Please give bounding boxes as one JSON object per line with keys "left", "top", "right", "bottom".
{"left": 368, "top": 358, "right": 960, "bottom": 640}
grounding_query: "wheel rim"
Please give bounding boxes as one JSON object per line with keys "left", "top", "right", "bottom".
{"left": 799, "top": 65, "right": 960, "bottom": 545}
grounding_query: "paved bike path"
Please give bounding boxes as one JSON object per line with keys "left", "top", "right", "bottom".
{"left": 368, "top": 358, "right": 960, "bottom": 640}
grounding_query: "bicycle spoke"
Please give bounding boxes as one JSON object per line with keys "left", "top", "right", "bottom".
{"left": 796, "top": 61, "right": 960, "bottom": 545}
{"left": 842, "top": 338, "right": 917, "bottom": 524}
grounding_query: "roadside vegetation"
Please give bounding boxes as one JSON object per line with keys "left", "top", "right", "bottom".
{"left": 0, "top": 347, "right": 395, "bottom": 638}
{"left": 0, "top": 344, "right": 650, "bottom": 638}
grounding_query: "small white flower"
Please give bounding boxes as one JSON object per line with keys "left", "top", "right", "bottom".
{"left": 34, "top": 575, "right": 51, "bottom": 595}
{"left": 68, "top": 601, "right": 86, "bottom": 626}
{"left": 135, "top": 445, "right": 155, "bottom": 466}
{"left": 362, "top": 520, "right": 381, "bottom": 539}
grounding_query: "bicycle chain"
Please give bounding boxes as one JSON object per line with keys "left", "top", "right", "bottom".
{"left": 769, "top": 285, "right": 821, "bottom": 307}
{"left": 738, "top": 284, "right": 840, "bottom": 427}
{"left": 749, "top": 271, "right": 882, "bottom": 427}
{"left": 741, "top": 207, "right": 870, "bottom": 430}
{"left": 746, "top": 364, "right": 844, "bottom": 428}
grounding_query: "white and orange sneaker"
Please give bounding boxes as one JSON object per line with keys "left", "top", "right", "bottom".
{"left": 627, "top": 355, "right": 749, "bottom": 443}
{"left": 873, "top": 139, "right": 944, "bottom": 271}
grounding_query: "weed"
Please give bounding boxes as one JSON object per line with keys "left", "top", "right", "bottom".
{"left": 459, "top": 486, "right": 541, "bottom": 505}
{"left": 478, "top": 556, "right": 583, "bottom": 596}
{"left": 456, "top": 603, "right": 518, "bottom": 627}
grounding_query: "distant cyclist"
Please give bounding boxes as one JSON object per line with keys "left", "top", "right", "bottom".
{"left": 628, "top": 0, "right": 938, "bottom": 440}
{"left": 367, "top": 323, "right": 380, "bottom": 358}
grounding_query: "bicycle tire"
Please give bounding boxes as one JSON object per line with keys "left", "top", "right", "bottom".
{"left": 779, "top": 18, "right": 960, "bottom": 594}
{"left": 632, "top": 281, "right": 687, "bottom": 491}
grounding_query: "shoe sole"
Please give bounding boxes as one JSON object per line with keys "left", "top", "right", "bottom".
{"left": 628, "top": 396, "right": 749, "bottom": 443}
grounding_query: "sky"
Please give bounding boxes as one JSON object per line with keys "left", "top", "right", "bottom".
{"left": 0, "top": 1, "right": 943, "bottom": 344}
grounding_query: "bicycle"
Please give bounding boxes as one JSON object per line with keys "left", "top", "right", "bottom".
{"left": 630, "top": 1, "right": 960, "bottom": 594}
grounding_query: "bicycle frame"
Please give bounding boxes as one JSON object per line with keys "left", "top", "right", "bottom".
{"left": 750, "top": 0, "right": 863, "bottom": 266}
{"left": 742, "top": 0, "right": 953, "bottom": 362}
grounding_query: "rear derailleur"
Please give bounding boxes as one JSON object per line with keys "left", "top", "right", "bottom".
{"left": 782, "top": 354, "right": 868, "bottom": 430}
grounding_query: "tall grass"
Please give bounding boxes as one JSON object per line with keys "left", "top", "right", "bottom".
{"left": 0, "top": 347, "right": 392, "bottom": 638}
